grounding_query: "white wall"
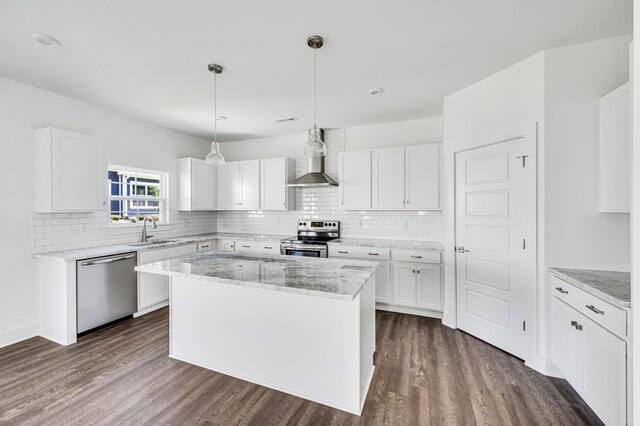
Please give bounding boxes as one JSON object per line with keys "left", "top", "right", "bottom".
{"left": 441, "top": 51, "right": 546, "bottom": 334}
{"left": 442, "top": 36, "right": 631, "bottom": 375}
{"left": 215, "top": 118, "right": 445, "bottom": 240}
{"left": 0, "top": 76, "right": 211, "bottom": 348}
{"left": 545, "top": 37, "right": 631, "bottom": 271}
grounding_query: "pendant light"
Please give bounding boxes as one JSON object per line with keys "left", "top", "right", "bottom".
{"left": 304, "top": 35, "right": 327, "bottom": 158}
{"left": 204, "top": 63, "right": 226, "bottom": 165}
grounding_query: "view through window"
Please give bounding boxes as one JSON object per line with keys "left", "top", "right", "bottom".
{"left": 108, "top": 165, "right": 167, "bottom": 224}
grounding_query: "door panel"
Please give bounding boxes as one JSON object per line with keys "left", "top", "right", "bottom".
{"left": 216, "top": 163, "right": 240, "bottom": 210}
{"left": 416, "top": 265, "right": 441, "bottom": 310}
{"left": 392, "top": 263, "right": 416, "bottom": 307}
{"left": 240, "top": 161, "right": 260, "bottom": 210}
{"left": 339, "top": 151, "right": 371, "bottom": 209}
{"left": 405, "top": 144, "right": 439, "bottom": 209}
{"left": 372, "top": 147, "right": 405, "bottom": 209}
{"left": 553, "top": 298, "right": 583, "bottom": 389}
{"left": 261, "top": 158, "right": 286, "bottom": 210}
{"left": 191, "top": 160, "right": 215, "bottom": 210}
{"left": 455, "top": 133, "right": 535, "bottom": 360}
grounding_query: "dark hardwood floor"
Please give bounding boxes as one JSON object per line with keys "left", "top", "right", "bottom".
{"left": 0, "top": 308, "right": 602, "bottom": 425}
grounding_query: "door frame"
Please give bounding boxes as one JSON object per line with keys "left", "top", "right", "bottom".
{"left": 442, "top": 123, "right": 545, "bottom": 372}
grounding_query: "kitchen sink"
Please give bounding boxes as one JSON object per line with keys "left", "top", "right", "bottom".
{"left": 126, "top": 239, "right": 179, "bottom": 247}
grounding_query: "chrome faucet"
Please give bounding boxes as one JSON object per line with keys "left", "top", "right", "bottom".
{"left": 141, "top": 216, "right": 157, "bottom": 242}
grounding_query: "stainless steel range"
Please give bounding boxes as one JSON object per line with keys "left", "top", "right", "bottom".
{"left": 280, "top": 220, "right": 340, "bottom": 258}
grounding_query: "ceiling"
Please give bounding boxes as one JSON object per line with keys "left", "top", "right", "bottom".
{"left": 0, "top": 1, "right": 632, "bottom": 142}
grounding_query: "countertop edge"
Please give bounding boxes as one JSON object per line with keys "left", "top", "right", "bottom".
{"left": 135, "top": 262, "right": 373, "bottom": 302}
{"left": 549, "top": 267, "right": 631, "bottom": 309}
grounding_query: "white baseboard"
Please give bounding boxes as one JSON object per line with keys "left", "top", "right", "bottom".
{"left": 0, "top": 322, "right": 39, "bottom": 349}
{"left": 376, "top": 303, "right": 443, "bottom": 319}
{"left": 133, "top": 301, "right": 169, "bottom": 318}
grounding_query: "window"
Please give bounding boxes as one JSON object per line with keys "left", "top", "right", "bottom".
{"left": 108, "top": 165, "right": 168, "bottom": 224}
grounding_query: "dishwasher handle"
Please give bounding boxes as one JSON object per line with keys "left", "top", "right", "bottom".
{"left": 80, "top": 253, "right": 136, "bottom": 266}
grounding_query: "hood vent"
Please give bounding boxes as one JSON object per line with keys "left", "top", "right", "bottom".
{"left": 287, "top": 129, "right": 338, "bottom": 187}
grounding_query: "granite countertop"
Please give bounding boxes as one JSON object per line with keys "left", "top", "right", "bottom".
{"left": 135, "top": 251, "right": 377, "bottom": 301}
{"left": 34, "top": 233, "right": 291, "bottom": 262}
{"left": 329, "top": 238, "right": 444, "bottom": 252}
{"left": 550, "top": 267, "right": 631, "bottom": 308}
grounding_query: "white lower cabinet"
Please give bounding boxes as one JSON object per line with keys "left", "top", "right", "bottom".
{"left": 235, "top": 240, "right": 280, "bottom": 255}
{"left": 552, "top": 276, "right": 628, "bottom": 426}
{"left": 392, "top": 262, "right": 441, "bottom": 310}
{"left": 137, "top": 243, "right": 197, "bottom": 315}
{"left": 327, "top": 245, "right": 442, "bottom": 315}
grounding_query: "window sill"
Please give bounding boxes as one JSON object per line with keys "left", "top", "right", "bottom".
{"left": 106, "top": 221, "right": 178, "bottom": 229}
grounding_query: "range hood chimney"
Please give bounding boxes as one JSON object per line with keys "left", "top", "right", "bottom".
{"left": 287, "top": 129, "right": 338, "bottom": 187}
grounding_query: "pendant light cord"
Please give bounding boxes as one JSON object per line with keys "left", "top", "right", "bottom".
{"left": 213, "top": 72, "right": 218, "bottom": 143}
{"left": 314, "top": 48, "right": 317, "bottom": 130}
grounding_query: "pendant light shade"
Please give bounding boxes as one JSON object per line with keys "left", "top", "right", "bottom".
{"left": 304, "top": 35, "right": 327, "bottom": 158}
{"left": 204, "top": 63, "right": 226, "bottom": 165}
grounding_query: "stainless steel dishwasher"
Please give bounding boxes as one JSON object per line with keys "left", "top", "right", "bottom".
{"left": 77, "top": 252, "right": 137, "bottom": 334}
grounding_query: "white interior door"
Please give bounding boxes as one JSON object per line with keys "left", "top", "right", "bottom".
{"left": 455, "top": 135, "right": 535, "bottom": 360}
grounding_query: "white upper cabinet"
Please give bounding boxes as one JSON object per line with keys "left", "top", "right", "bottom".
{"left": 372, "top": 147, "right": 405, "bottom": 209}
{"left": 35, "top": 127, "right": 105, "bottom": 212}
{"left": 216, "top": 162, "right": 241, "bottom": 210}
{"left": 239, "top": 160, "right": 260, "bottom": 210}
{"left": 600, "top": 82, "right": 630, "bottom": 213}
{"left": 405, "top": 144, "right": 440, "bottom": 209}
{"left": 370, "top": 144, "right": 441, "bottom": 210}
{"left": 339, "top": 150, "right": 371, "bottom": 209}
{"left": 178, "top": 157, "right": 215, "bottom": 211}
{"left": 260, "top": 157, "right": 295, "bottom": 210}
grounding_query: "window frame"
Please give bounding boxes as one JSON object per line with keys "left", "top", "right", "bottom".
{"left": 107, "top": 164, "right": 169, "bottom": 226}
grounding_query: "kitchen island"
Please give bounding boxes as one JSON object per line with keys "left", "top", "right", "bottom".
{"left": 135, "top": 251, "right": 377, "bottom": 415}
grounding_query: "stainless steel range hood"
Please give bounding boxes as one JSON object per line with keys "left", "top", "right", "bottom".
{"left": 287, "top": 129, "right": 338, "bottom": 187}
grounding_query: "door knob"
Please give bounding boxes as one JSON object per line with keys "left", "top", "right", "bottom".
{"left": 456, "top": 246, "right": 470, "bottom": 253}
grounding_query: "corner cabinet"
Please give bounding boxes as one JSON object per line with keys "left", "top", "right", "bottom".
{"left": 178, "top": 157, "right": 216, "bottom": 211}
{"left": 338, "top": 150, "right": 372, "bottom": 209}
{"left": 35, "top": 127, "right": 106, "bottom": 212}
{"left": 551, "top": 274, "right": 628, "bottom": 426}
{"left": 599, "top": 82, "right": 630, "bottom": 213}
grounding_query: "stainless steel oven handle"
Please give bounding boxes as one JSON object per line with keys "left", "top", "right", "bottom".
{"left": 80, "top": 253, "right": 136, "bottom": 266}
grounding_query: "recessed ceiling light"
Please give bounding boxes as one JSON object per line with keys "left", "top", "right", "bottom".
{"left": 368, "top": 88, "right": 383, "bottom": 95}
{"left": 216, "top": 115, "right": 227, "bottom": 121}
{"left": 31, "top": 33, "right": 60, "bottom": 47}
{"left": 274, "top": 117, "right": 298, "bottom": 123}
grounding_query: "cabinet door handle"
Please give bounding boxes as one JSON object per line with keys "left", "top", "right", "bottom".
{"left": 368, "top": 252, "right": 379, "bottom": 256}
{"left": 412, "top": 269, "right": 416, "bottom": 273}
{"left": 555, "top": 286, "right": 568, "bottom": 294}
{"left": 264, "top": 246, "right": 272, "bottom": 250}
{"left": 570, "top": 321, "right": 583, "bottom": 331}
{"left": 411, "top": 255, "right": 422, "bottom": 259}
{"left": 242, "top": 245, "right": 250, "bottom": 248}
{"left": 585, "top": 304, "right": 604, "bottom": 315}
{"left": 417, "top": 269, "right": 420, "bottom": 274}
{"left": 338, "top": 250, "right": 348, "bottom": 254}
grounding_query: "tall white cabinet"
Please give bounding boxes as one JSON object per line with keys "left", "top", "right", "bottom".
{"left": 35, "top": 127, "right": 106, "bottom": 212}
{"left": 338, "top": 150, "right": 371, "bottom": 209}
{"left": 178, "top": 157, "right": 216, "bottom": 211}
{"left": 260, "top": 157, "right": 295, "bottom": 210}
{"left": 599, "top": 82, "right": 630, "bottom": 213}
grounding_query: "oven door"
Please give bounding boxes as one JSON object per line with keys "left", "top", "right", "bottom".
{"left": 281, "top": 244, "right": 327, "bottom": 258}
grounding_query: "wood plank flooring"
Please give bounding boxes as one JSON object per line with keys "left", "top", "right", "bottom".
{"left": 0, "top": 308, "right": 602, "bottom": 425}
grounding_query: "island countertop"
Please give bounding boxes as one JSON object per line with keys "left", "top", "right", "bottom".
{"left": 135, "top": 251, "right": 378, "bottom": 301}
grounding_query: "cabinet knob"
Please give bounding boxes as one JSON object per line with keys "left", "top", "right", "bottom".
{"left": 102, "top": 201, "right": 106, "bottom": 205}
{"left": 406, "top": 200, "right": 410, "bottom": 204}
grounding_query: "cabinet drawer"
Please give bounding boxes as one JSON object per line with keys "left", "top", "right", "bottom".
{"left": 236, "top": 240, "right": 280, "bottom": 254}
{"left": 197, "top": 240, "right": 215, "bottom": 252}
{"left": 391, "top": 249, "right": 440, "bottom": 264}
{"left": 138, "top": 243, "right": 197, "bottom": 265}
{"left": 551, "top": 275, "right": 627, "bottom": 338}
{"left": 329, "top": 245, "right": 390, "bottom": 260}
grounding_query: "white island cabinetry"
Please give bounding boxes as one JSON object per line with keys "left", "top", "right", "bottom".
{"left": 136, "top": 252, "right": 376, "bottom": 415}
